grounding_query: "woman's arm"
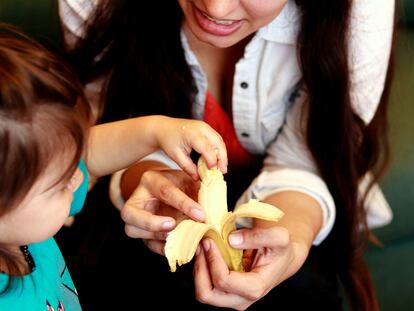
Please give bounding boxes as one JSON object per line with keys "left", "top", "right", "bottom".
{"left": 237, "top": 93, "right": 336, "bottom": 246}
{"left": 58, "top": 0, "right": 104, "bottom": 121}
{"left": 348, "top": 0, "right": 395, "bottom": 124}
{"left": 58, "top": 0, "right": 95, "bottom": 49}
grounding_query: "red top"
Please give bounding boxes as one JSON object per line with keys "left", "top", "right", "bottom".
{"left": 203, "top": 92, "right": 255, "bottom": 169}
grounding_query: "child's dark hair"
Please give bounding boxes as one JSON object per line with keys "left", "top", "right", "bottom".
{"left": 0, "top": 24, "right": 90, "bottom": 284}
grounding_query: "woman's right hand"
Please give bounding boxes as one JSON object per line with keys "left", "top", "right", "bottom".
{"left": 120, "top": 167, "right": 202, "bottom": 255}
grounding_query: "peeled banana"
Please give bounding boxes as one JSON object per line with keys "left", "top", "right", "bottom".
{"left": 164, "top": 157, "right": 284, "bottom": 272}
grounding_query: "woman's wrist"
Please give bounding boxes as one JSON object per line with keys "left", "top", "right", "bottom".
{"left": 282, "top": 239, "right": 310, "bottom": 281}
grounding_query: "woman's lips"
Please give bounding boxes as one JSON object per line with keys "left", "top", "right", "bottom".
{"left": 193, "top": 6, "right": 243, "bottom": 36}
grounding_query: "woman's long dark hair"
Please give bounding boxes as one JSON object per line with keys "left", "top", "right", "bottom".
{"left": 67, "top": 1, "right": 395, "bottom": 309}
{"left": 67, "top": 1, "right": 194, "bottom": 123}
{"left": 296, "top": 1, "right": 394, "bottom": 310}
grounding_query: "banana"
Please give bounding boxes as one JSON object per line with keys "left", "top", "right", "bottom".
{"left": 164, "top": 157, "right": 284, "bottom": 272}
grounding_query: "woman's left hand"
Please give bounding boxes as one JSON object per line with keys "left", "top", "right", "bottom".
{"left": 193, "top": 226, "right": 308, "bottom": 310}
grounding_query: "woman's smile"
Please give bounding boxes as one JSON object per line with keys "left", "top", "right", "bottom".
{"left": 178, "top": 0, "right": 288, "bottom": 48}
{"left": 193, "top": 5, "right": 243, "bottom": 36}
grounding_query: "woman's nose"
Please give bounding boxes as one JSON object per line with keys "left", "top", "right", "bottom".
{"left": 201, "top": 0, "right": 240, "bottom": 19}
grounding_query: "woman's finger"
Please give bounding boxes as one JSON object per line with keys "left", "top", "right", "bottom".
{"left": 140, "top": 170, "right": 205, "bottom": 222}
{"left": 228, "top": 227, "right": 290, "bottom": 251}
{"left": 123, "top": 224, "right": 169, "bottom": 240}
{"left": 202, "top": 239, "right": 267, "bottom": 301}
{"left": 121, "top": 201, "right": 176, "bottom": 232}
{"left": 193, "top": 241, "right": 247, "bottom": 309}
{"left": 145, "top": 239, "right": 166, "bottom": 256}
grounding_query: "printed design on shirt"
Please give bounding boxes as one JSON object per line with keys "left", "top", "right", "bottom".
{"left": 46, "top": 299, "right": 65, "bottom": 311}
{"left": 60, "top": 264, "right": 78, "bottom": 296}
{"left": 44, "top": 265, "right": 76, "bottom": 310}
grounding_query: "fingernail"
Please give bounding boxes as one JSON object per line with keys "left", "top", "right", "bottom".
{"left": 228, "top": 233, "right": 243, "bottom": 246}
{"left": 202, "top": 239, "right": 210, "bottom": 252}
{"left": 190, "top": 208, "right": 205, "bottom": 221}
{"left": 162, "top": 220, "right": 175, "bottom": 230}
{"left": 196, "top": 245, "right": 201, "bottom": 256}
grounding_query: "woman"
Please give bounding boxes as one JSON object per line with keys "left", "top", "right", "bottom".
{"left": 59, "top": 0, "right": 395, "bottom": 309}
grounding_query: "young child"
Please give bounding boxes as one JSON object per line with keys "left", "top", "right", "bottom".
{"left": 0, "top": 25, "right": 227, "bottom": 310}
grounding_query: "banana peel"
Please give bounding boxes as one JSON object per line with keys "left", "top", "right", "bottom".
{"left": 164, "top": 157, "right": 284, "bottom": 272}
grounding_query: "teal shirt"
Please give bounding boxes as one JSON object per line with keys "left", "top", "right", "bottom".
{"left": 0, "top": 160, "right": 88, "bottom": 311}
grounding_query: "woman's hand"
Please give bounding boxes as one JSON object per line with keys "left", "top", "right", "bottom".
{"left": 120, "top": 168, "right": 201, "bottom": 255}
{"left": 190, "top": 190, "right": 321, "bottom": 310}
{"left": 193, "top": 226, "right": 309, "bottom": 310}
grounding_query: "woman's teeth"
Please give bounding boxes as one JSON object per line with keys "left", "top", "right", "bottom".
{"left": 202, "top": 12, "right": 236, "bottom": 25}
